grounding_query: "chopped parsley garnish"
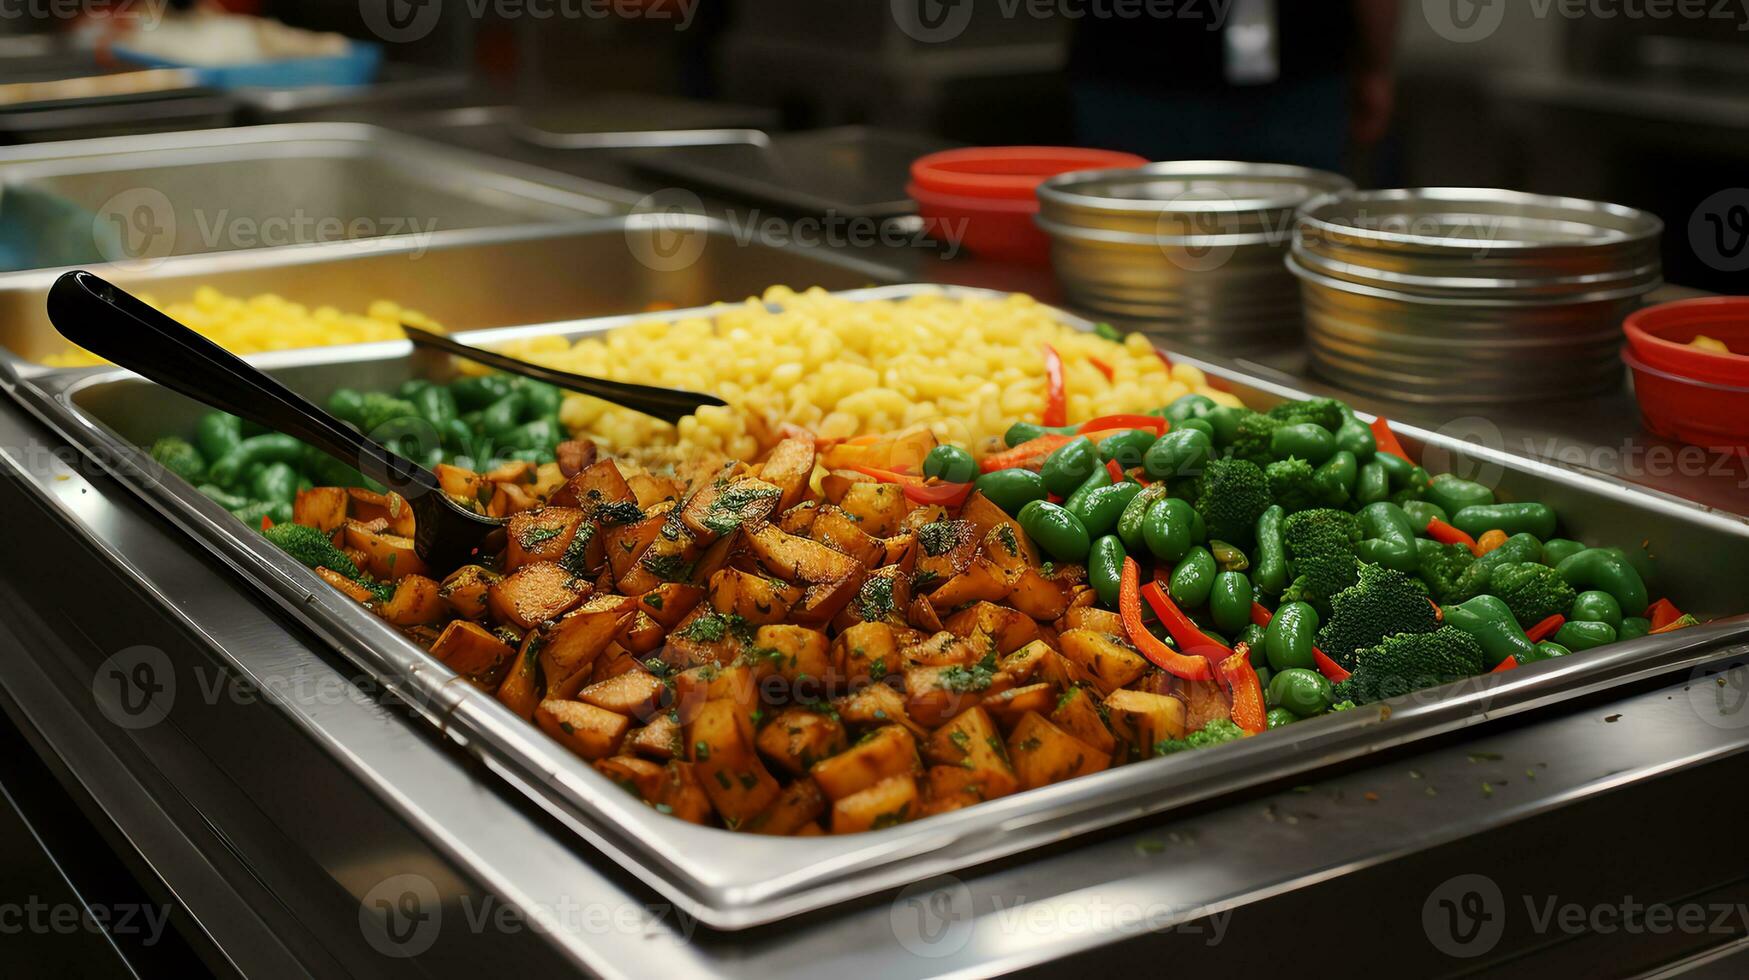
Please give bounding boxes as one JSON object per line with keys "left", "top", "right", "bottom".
{"left": 559, "top": 524, "right": 595, "bottom": 575}
{"left": 594, "top": 500, "right": 646, "bottom": 526}
{"left": 517, "top": 524, "right": 565, "bottom": 549}
{"left": 996, "top": 524, "right": 1020, "bottom": 557}
{"left": 702, "top": 483, "right": 779, "bottom": 535}
{"left": 911, "top": 569, "right": 941, "bottom": 592}
{"left": 918, "top": 520, "right": 969, "bottom": 557}
{"left": 937, "top": 661, "right": 997, "bottom": 693}
{"left": 640, "top": 551, "right": 694, "bottom": 582}
{"left": 675, "top": 610, "right": 755, "bottom": 645}
{"left": 855, "top": 575, "right": 896, "bottom": 622}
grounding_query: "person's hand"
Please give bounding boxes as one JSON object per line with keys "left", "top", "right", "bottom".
{"left": 1349, "top": 68, "right": 1396, "bottom": 145}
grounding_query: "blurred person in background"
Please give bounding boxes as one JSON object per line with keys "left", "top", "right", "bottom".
{"left": 1069, "top": 0, "right": 1400, "bottom": 174}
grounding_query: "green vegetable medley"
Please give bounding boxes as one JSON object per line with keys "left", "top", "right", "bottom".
{"left": 966, "top": 392, "right": 1694, "bottom": 748}
{"left": 148, "top": 373, "right": 568, "bottom": 526}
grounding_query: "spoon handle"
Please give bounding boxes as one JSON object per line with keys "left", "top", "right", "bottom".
{"left": 47, "top": 270, "right": 441, "bottom": 498}
{"left": 401, "top": 323, "right": 726, "bottom": 425}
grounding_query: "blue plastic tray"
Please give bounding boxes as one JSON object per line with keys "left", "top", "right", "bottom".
{"left": 112, "top": 39, "right": 381, "bottom": 90}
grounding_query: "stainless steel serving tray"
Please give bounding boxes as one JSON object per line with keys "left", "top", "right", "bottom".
{"left": 14, "top": 285, "right": 1749, "bottom": 930}
{"left": 0, "top": 122, "right": 638, "bottom": 274}
{"left": 0, "top": 216, "right": 899, "bottom": 376}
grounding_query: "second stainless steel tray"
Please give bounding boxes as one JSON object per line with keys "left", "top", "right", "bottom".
{"left": 16, "top": 285, "right": 1749, "bottom": 929}
{"left": 0, "top": 216, "right": 899, "bottom": 374}
{"left": 0, "top": 122, "right": 638, "bottom": 274}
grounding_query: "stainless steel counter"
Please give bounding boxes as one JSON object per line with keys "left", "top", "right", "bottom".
{"left": 4, "top": 112, "right": 1749, "bottom": 976}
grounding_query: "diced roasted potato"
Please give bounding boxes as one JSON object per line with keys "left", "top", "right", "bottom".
{"left": 755, "top": 707, "right": 848, "bottom": 776}
{"left": 536, "top": 699, "right": 631, "bottom": 761}
{"left": 1181, "top": 679, "right": 1233, "bottom": 734}
{"left": 833, "top": 566, "right": 911, "bottom": 632}
{"left": 636, "top": 581, "right": 705, "bottom": 629}
{"left": 316, "top": 566, "right": 375, "bottom": 604}
{"left": 911, "top": 520, "right": 978, "bottom": 593}
{"left": 687, "top": 699, "right": 782, "bottom": 828}
{"left": 709, "top": 567, "right": 803, "bottom": 625}
{"left": 626, "top": 471, "right": 682, "bottom": 510}
{"left": 579, "top": 668, "right": 667, "bottom": 720}
{"left": 1005, "top": 567, "right": 1074, "bottom": 621}
{"left": 1051, "top": 685, "right": 1117, "bottom": 756}
{"left": 902, "top": 630, "right": 975, "bottom": 669}
{"left": 1005, "top": 712, "right": 1109, "bottom": 790}
{"left": 379, "top": 574, "right": 446, "bottom": 627}
{"left": 292, "top": 486, "right": 348, "bottom": 533}
{"left": 754, "top": 624, "right": 832, "bottom": 693}
{"left": 603, "top": 511, "right": 669, "bottom": 584}
{"left": 809, "top": 725, "right": 920, "bottom": 801}
{"left": 1103, "top": 689, "right": 1188, "bottom": 759}
{"left": 904, "top": 664, "right": 1014, "bottom": 729}
{"left": 625, "top": 712, "right": 684, "bottom": 761}
{"left": 549, "top": 459, "right": 639, "bottom": 515}
{"left": 438, "top": 565, "right": 500, "bottom": 621}
{"left": 489, "top": 561, "right": 591, "bottom": 631}
{"left": 495, "top": 631, "right": 545, "bottom": 721}
{"left": 982, "top": 682, "right": 1058, "bottom": 727}
{"left": 742, "top": 777, "right": 827, "bottom": 835}
{"left": 430, "top": 620, "right": 516, "bottom": 687}
{"left": 556, "top": 439, "right": 598, "bottom": 478}
{"left": 921, "top": 707, "right": 1018, "bottom": 801}
{"left": 504, "top": 507, "right": 586, "bottom": 571}
{"left": 808, "top": 506, "right": 885, "bottom": 567}
{"left": 833, "top": 621, "right": 899, "bottom": 685}
{"left": 620, "top": 610, "right": 666, "bottom": 654}
{"left": 834, "top": 681, "right": 927, "bottom": 738}
{"left": 923, "top": 765, "right": 997, "bottom": 815}
{"left": 343, "top": 520, "right": 428, "bottom": 581}
{"left": 945, "top": 602, "right": 1039, "bottom": 656}
{"left": 756, "top": 437, "right": 816, "bottom": 510}
{"left": 681, "top": 476, "right": 781, "bottom": 545}
{"left": 435, "top": 464, "right": 489, "bottom": 509}
{"left": 927, "top": 557, "right": 1017, "bottom": 611}
{"left": 347, "top": 488, "right": 416, "bottom": 537}
{"left": 830, "top": 774, "right": 918, "bottom": 833}
{"left": 837, "top": 483, "right": 908, "bottom": 537}
{"left": 538, "top": 593, "right": 639, "bottom": 699}
{"left": 670, "top": 663, "right": 762, "bottom": 724}
{"left": 1058, "top": 629, "right": 1150, "bottom": 695}
{"left": 663, "top": 607, "right": 752, "bottom": 668}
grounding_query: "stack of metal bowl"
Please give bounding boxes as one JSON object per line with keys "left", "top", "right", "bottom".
{"left": 1036, "top": 161, "right": 1353, "bottom": 349}
{"left": 1288, "top": 188, "right": 1664, "bottom": 403}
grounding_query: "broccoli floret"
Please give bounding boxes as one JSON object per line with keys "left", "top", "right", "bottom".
{"left": 1280, "top": 508, "right": 1363, "bottom": 612}
{"left": 1265, "top": 456, "right": 1320, "bottom": 514}
{"left": 1195, "top": 458, "right": 1273, "bottom": 549}
{"left": 1415, "top": 540, "right": 1477, "bottom": 603}
{"left": 1155, "top": 717, "right": 1247, "bottom": 755}
{"left": 1228, "top": 411, "right": 1281, "bottom": 467}
{"left": 357, "top": 392, "right": 421, "bottom": 435}
{"left": 1267, "top": 398, "right": 1348, "bottom": 433}
{"left": 1318, "top": 562, "right": 1442, "bottom": 668}
{"left": 1329, "top": 699, "right": 1357, "bottom": 712}
{"left": 1488, "top": 562, "right": 1578, "bottom": 627}
{"left": 148, "top": 436, "right": 206, "bottom": 483}
{"left": 263, "top": 522, "right": 362, "bottom": 580}
{"left": 1345, "top": 626, "right": 1485, "bottom": 704}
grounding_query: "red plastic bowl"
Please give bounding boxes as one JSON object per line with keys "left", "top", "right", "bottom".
{"left": 909, "top": 146, "right": 1147, "bottom": 264}
{"left": 1622, "top": 346, "right": 1749, "bottom": 451}
{"left": 1622, "top": 296, "right": 1749, "bottom": 387}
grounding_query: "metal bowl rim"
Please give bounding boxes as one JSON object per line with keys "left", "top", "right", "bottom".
{"left": 1293, "top": 186, "right": 1664, "bottom": 253}
{"left": 1036, "top": 160, "right": 1355, "bottom": 216}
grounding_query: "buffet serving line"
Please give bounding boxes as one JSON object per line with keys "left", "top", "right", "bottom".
{"left": 2, "top": 118, "right": 1748, "bottom": 980}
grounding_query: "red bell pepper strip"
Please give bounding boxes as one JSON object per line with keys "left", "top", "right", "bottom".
{"left": 979, "top": 433, "right": 1075, "bottom": 473}
{"left": 1105, "top": 458, "right": 1126, "bottom": 483}
{"left": 849, "top": 464, "right": 921, "bottom": 485}
{"left": 1370, "top": 416, "right": 1415, "bottom": 465}
{"left": 905, "top": 482, "right": 973, "bottom": 507}
{"left": 1154, "top": 348, "right": 1174, "bottom": 371}
{"left": 1312, "top": 647, "right": 1352, "bottom": 684}
{"left": 1251, "top": 602, "right": 1350, "bottom": 681}
{"left": 260, "top": 514, "right": 274, "bottom": 531}
{"left": 1216, "top": 651, "right": 1268, "bottom": 735}
{"left": 1089, "top": 355, "right": 1115, "bottom": 382}
{"left": 1491, "top": 656, "right": 1519, "bottom": 673}
{"left": 1426, "top": 517, "right": 1482, "bottom": 555}
{"left": 1524, "top": 613, "right": 1566, "bottom": 643}
{"left": 1141, "top": 580, "right": 1235, "bottom": 663}
{"left": 1042, "top": 343, "right": 1067, "bottom": 428}
{"left": 1118, "top": 558, "right": 1213, "bottom": 681}
{"left": 1645, "top": 598, "right": 1683, "bottom": 630}
{"left": 1077, "top": 414, "right": 1167, "bottom": 435}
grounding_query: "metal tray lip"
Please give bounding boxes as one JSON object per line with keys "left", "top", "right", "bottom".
{"left": 22, "top": 283, "right": 1749, "bottom": 929}
{"left": 0, "top": 122, "right": 640, "bottom": 216}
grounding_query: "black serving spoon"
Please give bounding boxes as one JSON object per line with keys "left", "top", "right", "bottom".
{"left": 398, "top": 322, "right": 725, "bottom": 425}
{"left": 47, "top": 269, "right": 501, "bottom": 569}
